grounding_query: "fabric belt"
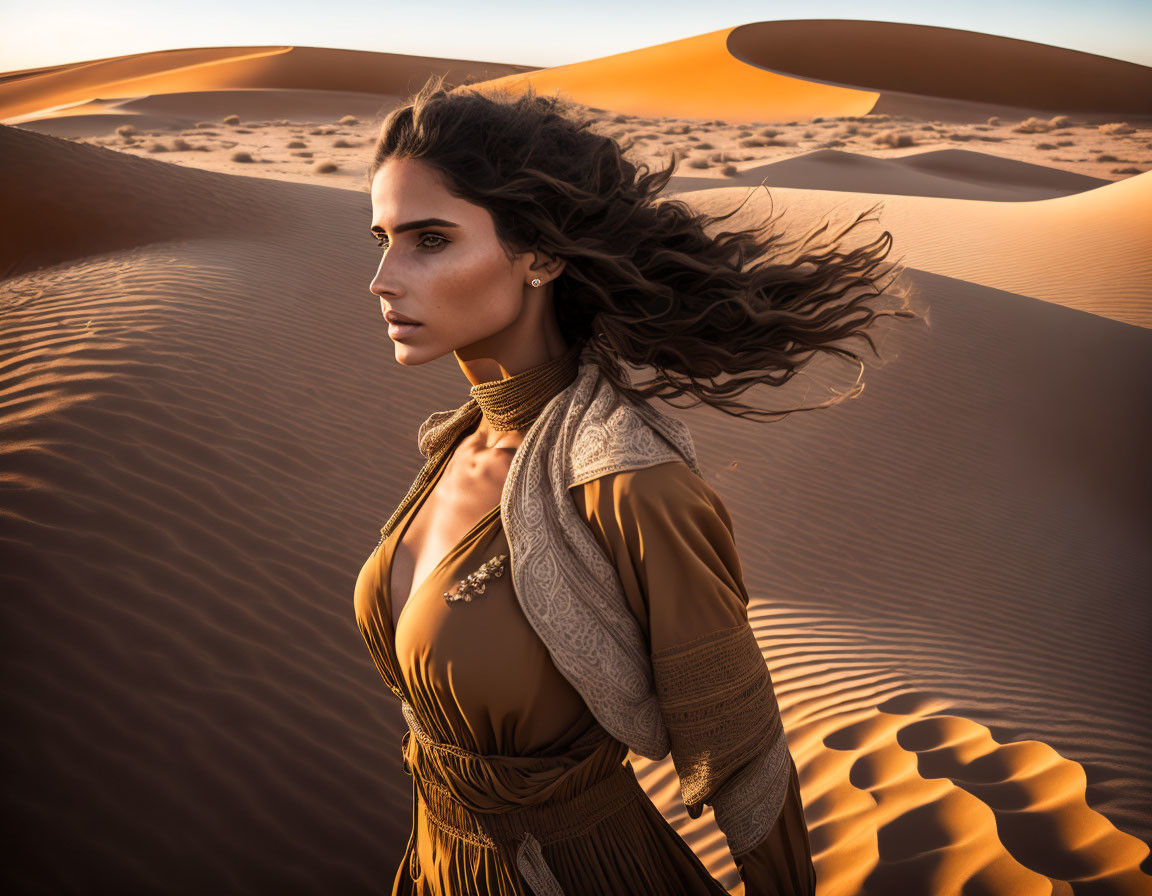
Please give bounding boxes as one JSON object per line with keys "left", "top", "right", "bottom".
{"left": 399, "top": 701, "right": 644, "bottom": 896}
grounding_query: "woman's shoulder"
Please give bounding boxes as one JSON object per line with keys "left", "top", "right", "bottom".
{"left": 570, "top": 458, "right": 731, "bottom": 530}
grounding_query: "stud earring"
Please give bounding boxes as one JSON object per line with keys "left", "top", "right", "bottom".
{"left": 531, "top": 278, "right": 541, "bottom": 287}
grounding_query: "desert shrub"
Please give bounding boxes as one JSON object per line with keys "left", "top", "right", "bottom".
{"left": 231, "top": 150, "right": 254, "bottom": 162}
{"left": 721, "top": 164, "right": 737, "bottom": 176}
{"left": 115, "top": 124, "right": 137, "bottom": 137}
{"left": 873, "top": 130, "right": 914, "bottom": 148}
{"left": 223, "top": 114, "right": 240, "bottom": 125}
{"left": 313, "top": 159, "right": 339, "bottom": 173}
{"left": 146, "top": 142, "right": 169, "bottom": 153}
{"left": 987, "top": 116, "right": 1000, "bottom": 126}
{"left": 339, "top": 115, "right": 359, "bottom": 125}
{"left": 286, "top": 140, "right": 307, "bottom": 148}
{"left": 333, "top": 138, "right": 356, "bottom": 147}
{"left": 1099, "top": 122, "right": 1135, "bottom": 135}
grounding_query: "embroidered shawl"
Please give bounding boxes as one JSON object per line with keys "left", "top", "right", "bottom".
{"left": 414, "top": 358, "right": 791, "bottom": 856}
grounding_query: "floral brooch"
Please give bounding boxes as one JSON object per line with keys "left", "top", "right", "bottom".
{"left": 443, "top": 553, "right": 508, "bottom": 604}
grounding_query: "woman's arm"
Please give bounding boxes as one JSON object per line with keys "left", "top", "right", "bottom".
{"left": 572, "top": 460, "right": 816, "bottom": 895}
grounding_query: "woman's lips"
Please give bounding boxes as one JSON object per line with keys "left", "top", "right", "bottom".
{"left": 387, "top": 320, "right": 422, "bottom": 339}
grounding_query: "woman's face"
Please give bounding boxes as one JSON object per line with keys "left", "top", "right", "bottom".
{"left": 369, "top": 157, "right": 544, "bottom": 366}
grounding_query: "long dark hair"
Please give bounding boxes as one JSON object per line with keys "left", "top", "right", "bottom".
{"left": 366, "top": 73, "right": 923, "bottom": 422}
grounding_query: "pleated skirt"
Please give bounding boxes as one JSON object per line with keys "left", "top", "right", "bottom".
{"left": 393, "top": 759, "right": 731, "bottom": 896}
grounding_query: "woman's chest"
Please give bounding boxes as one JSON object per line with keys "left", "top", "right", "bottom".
{"left": 389, "top": 442, "right": 514, "bottom": 629}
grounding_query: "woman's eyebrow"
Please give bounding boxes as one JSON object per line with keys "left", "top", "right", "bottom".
{"left": 370, "top": 217, "right": 460, "bottom": 236}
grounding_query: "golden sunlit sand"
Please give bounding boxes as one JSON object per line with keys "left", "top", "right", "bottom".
{"left": 2, "top": 20, "right": 1150, "bottom": 894}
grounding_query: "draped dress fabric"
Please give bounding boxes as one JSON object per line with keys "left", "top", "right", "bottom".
{"left": 353, "top": 420, "right": 816, "bottom": 895}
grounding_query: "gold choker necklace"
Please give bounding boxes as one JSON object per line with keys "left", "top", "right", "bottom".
{"left": 469, "top": 340, "right": 584, "bottom": 432}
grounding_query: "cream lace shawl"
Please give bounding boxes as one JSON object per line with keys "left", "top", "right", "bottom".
{"left": 415, "top": 360, "right": 792, "bottom": 856}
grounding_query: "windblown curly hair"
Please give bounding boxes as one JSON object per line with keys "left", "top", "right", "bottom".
{"left": 365, "top": 73, "right": 922, "bottom": 422}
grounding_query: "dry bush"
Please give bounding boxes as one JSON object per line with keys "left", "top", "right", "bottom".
{"left": 286, "top": 140, "right": 307, "bottom": 148}
{"left": 291, "top": 151, "right": 314, "bottom": 158}
{"left": 873, "top": 130, "right": 915, "bottom": 148}
{"left": 1096, "top": 154, "right": 1119, "bottom": 162}
{"left": 948, "top": 133, "right": 974, "bottom": 141}
{"left": 739, "top": 137, "right": 766, "bottom": 148}
{"left": 1112, "top": 166, "right": 1143, "bottom": 174}
{"left": 223, "top": 114, "right": 240, "bottom": 125}
{"left": 1049, "top": 115, "right": 1071, "bottom": 129}
{"left": 339, "top": 115, "right": 359, "bottom": 125}
{"left": 172, "top": 138, "right": 193, "bottom": 151}
{"left": 146, "top": 142, "right": 169, "bottom": 153}
{"left": 115, "top": 124, "right": 137, "bottom": 137}
{"left": 802, "top": 130, "right": 815, "bottom": 139}
{"left": 1099, "top": 122, "right": 1136, "bottom": 135}
{"left": 695, "top": 141, "right": 714, "bottom": 150}
{"left": 721, "top": 164, "right": 737, "bottom": 176}
{"left": 686, "top": 157, "right": 710, "bottom": 169}
{"left": 231, "top": 150, "right": 254, "bottom": 162}
{"left": 758, "top": 128, "right": 781, "bottom": 138}
{"left": 333, "top": 138, "right": 357, "bottom": 148}
{"left": 1014, "top": 116, "right": 1054, "bottom": 133}
{"left": 313, "top": 159, "right": 339, "bottom": 173}
{"left": 1057, "top": 139, "right": 1075, "bottom": 146}
{"left": 987, "top": 116, "right": 1000, "bottom": 126}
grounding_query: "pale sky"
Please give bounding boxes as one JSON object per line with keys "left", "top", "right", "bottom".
{"left": 1, "top": 0, "right": 1149, "bottom": 75}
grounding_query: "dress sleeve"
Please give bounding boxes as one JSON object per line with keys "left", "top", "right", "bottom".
{"left": 571, "top": 460, "right": 816, "bottom": 896}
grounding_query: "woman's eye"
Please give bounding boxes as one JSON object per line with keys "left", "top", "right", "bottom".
{"left": 374, "top": 234, "right": 448, "bottom": 250}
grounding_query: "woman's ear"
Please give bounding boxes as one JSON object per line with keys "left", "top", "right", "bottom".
{"left": 526, "top": 248, "right": 566, "bottom": 285}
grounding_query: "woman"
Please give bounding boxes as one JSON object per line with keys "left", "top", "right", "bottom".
{"left": 353, "top": 74, "right": 917, "bottom": 895}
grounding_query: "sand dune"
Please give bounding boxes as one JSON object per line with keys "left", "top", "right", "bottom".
{"left": 728, "top": 21, "right": 1152, "bottom": 119}
{"left": 2, "top": 24, "right": 1151, "bottom": 896}
{"left": 675, "top": 170, "right": 1152, "bottom": 329}
{"left": 477, "top": 20, "right": 1152, "bottom": 124}
{"left": 0, "top": 44, "right": 536, "bottom": 123}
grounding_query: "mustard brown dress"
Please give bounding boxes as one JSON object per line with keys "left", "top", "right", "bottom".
{"left": 353, "top": 419, "right": 816, "bottom": 895}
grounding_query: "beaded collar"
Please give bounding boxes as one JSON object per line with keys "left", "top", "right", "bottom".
{"left": 469, "top": 340, "right": 584, "bottom": 432}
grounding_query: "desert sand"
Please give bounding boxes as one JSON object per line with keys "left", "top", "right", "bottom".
{"left": 2, "top": 21, "right": 1150, "bottom": 895}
